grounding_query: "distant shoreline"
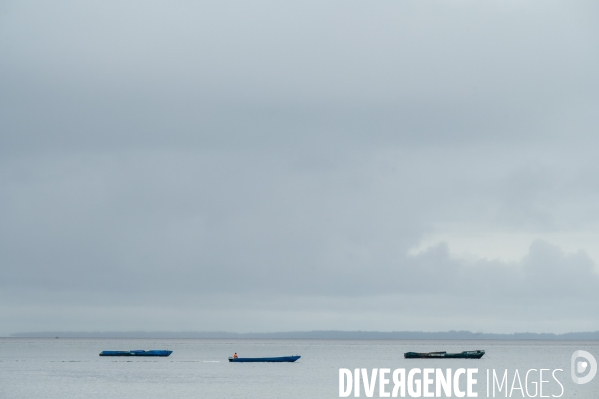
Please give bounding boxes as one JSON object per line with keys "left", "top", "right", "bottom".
{"left": 9, "top": 330, "right": 599, "bottom": 340}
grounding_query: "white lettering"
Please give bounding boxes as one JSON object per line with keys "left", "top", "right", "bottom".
{"left": 361, "top": 368, "right": 378, "bottom": 398}
{"left": 408, "top": 368, "right": 422, "bottom": 397}
{"left": 467, "top": 369, "right": 478, "bottom": 397}
{"left": 392, "top": 369, "right": 406, "bottom": 398}
{"left": 509, "top": 370, "right": 524, "bottom": 398}
{"left": 525, "top": 369, "right": 537, "bottom": 397}
{"left": 423, "top": 369, "right": 434, "bottom": 398}
{"left": 552, "top": 369, "right": 563, "bottom": 398}
{"left": 539, "top": 369, "right": 549, "bottom": 398}
{"left": 454, "top": 368, "right": 466, "bottom": 398}
{"left": 340, "top": 369, "right": 352, "bottom": 397}
{"left": 380, "top": 368, "right": 390, "bottom": 398}
{"left": 493, "top": 370, "right": 507, "bottom": 397}
{"left": 436, "top": 368, "right": 452, "bottom": 397}
{"left": 339, "top": 367, "right": 567, "bottom": 399}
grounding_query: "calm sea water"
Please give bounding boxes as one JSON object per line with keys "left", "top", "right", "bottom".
{"left": 1, "top": 338, "right": 598, "bottom": 398}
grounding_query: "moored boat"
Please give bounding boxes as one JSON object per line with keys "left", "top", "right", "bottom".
{"left": 228, "top": 355, "right": 300, "bottom": 363}
{"left": 99, "top": 350, "right": 172, "bottom": 357}
{"left": 404, "top": 350, "right": 485, "bottom": 359}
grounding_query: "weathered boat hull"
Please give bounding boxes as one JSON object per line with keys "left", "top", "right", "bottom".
{"left": 228, "top": 355, "right": 300, "bottom": 362}
{"left": 404, "top": 350, "right": 485, "bottom": 359}
{"left": 99, "top": 350, "right": 172, "bottom": 357}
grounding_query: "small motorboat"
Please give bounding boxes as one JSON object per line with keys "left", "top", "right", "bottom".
{"left": 404, "top": 350, "right": 485, "bottom": 359}
{"left": 99, "top": 350, "right": 172, "bottom": 357}
{"left": 228, "top": 355, "right": 300, "bottom": 362}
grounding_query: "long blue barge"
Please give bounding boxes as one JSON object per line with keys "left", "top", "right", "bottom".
{"left": 228, "top": 355, "right": 300, "bottom": 363}
{"left": 99, "top": 350, "right": 172, "bottom": 357}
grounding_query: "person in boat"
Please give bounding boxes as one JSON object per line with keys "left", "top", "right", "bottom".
{"left": 233, "top": 353, "right": 238, "bottom": 359}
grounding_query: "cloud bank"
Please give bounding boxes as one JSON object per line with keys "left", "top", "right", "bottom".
{"left": 1, "top": 1, "right": 599, "bottom": 335}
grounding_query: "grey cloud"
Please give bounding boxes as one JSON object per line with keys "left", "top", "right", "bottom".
{"left": 2, "top": 1, "right": 599, "bottom": 156}
{"left": 2, "top": 149, "right": 598, "bottom": 299}
{"left": 1, "top": 1, "right": 599, "bottom": 335}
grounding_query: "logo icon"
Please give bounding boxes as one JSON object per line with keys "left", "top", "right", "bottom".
{"left": 571, "top": 350, "right": 597, "bottom": 384}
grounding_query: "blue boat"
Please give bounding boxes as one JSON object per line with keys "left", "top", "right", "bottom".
{"left": 99, "top": 350, "right": 172, "bottom": 357}
{"left": 228, "top": 355, "right": 300, "bottom": 363}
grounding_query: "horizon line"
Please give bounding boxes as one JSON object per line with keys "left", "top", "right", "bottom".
{"left": 8, "top": 329, "right": 599, "bottom": 340}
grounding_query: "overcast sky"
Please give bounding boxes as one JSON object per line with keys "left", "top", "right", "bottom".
{"left": 1, "top": 1, "right": 599, "bottom": 336}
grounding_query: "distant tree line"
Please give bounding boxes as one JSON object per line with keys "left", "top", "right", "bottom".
{"left": 10, "top": 330, "right": 599, "bottom": 340}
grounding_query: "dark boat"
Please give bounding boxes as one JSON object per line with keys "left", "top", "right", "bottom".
{"left": 99, "top": 350, "right": 172, "bottom": 357}
{"left": 404, "top": 350, "right": 485, "bottom": 359}
{"left": 228, "top": 355, "right": 300, "bottom": 363}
